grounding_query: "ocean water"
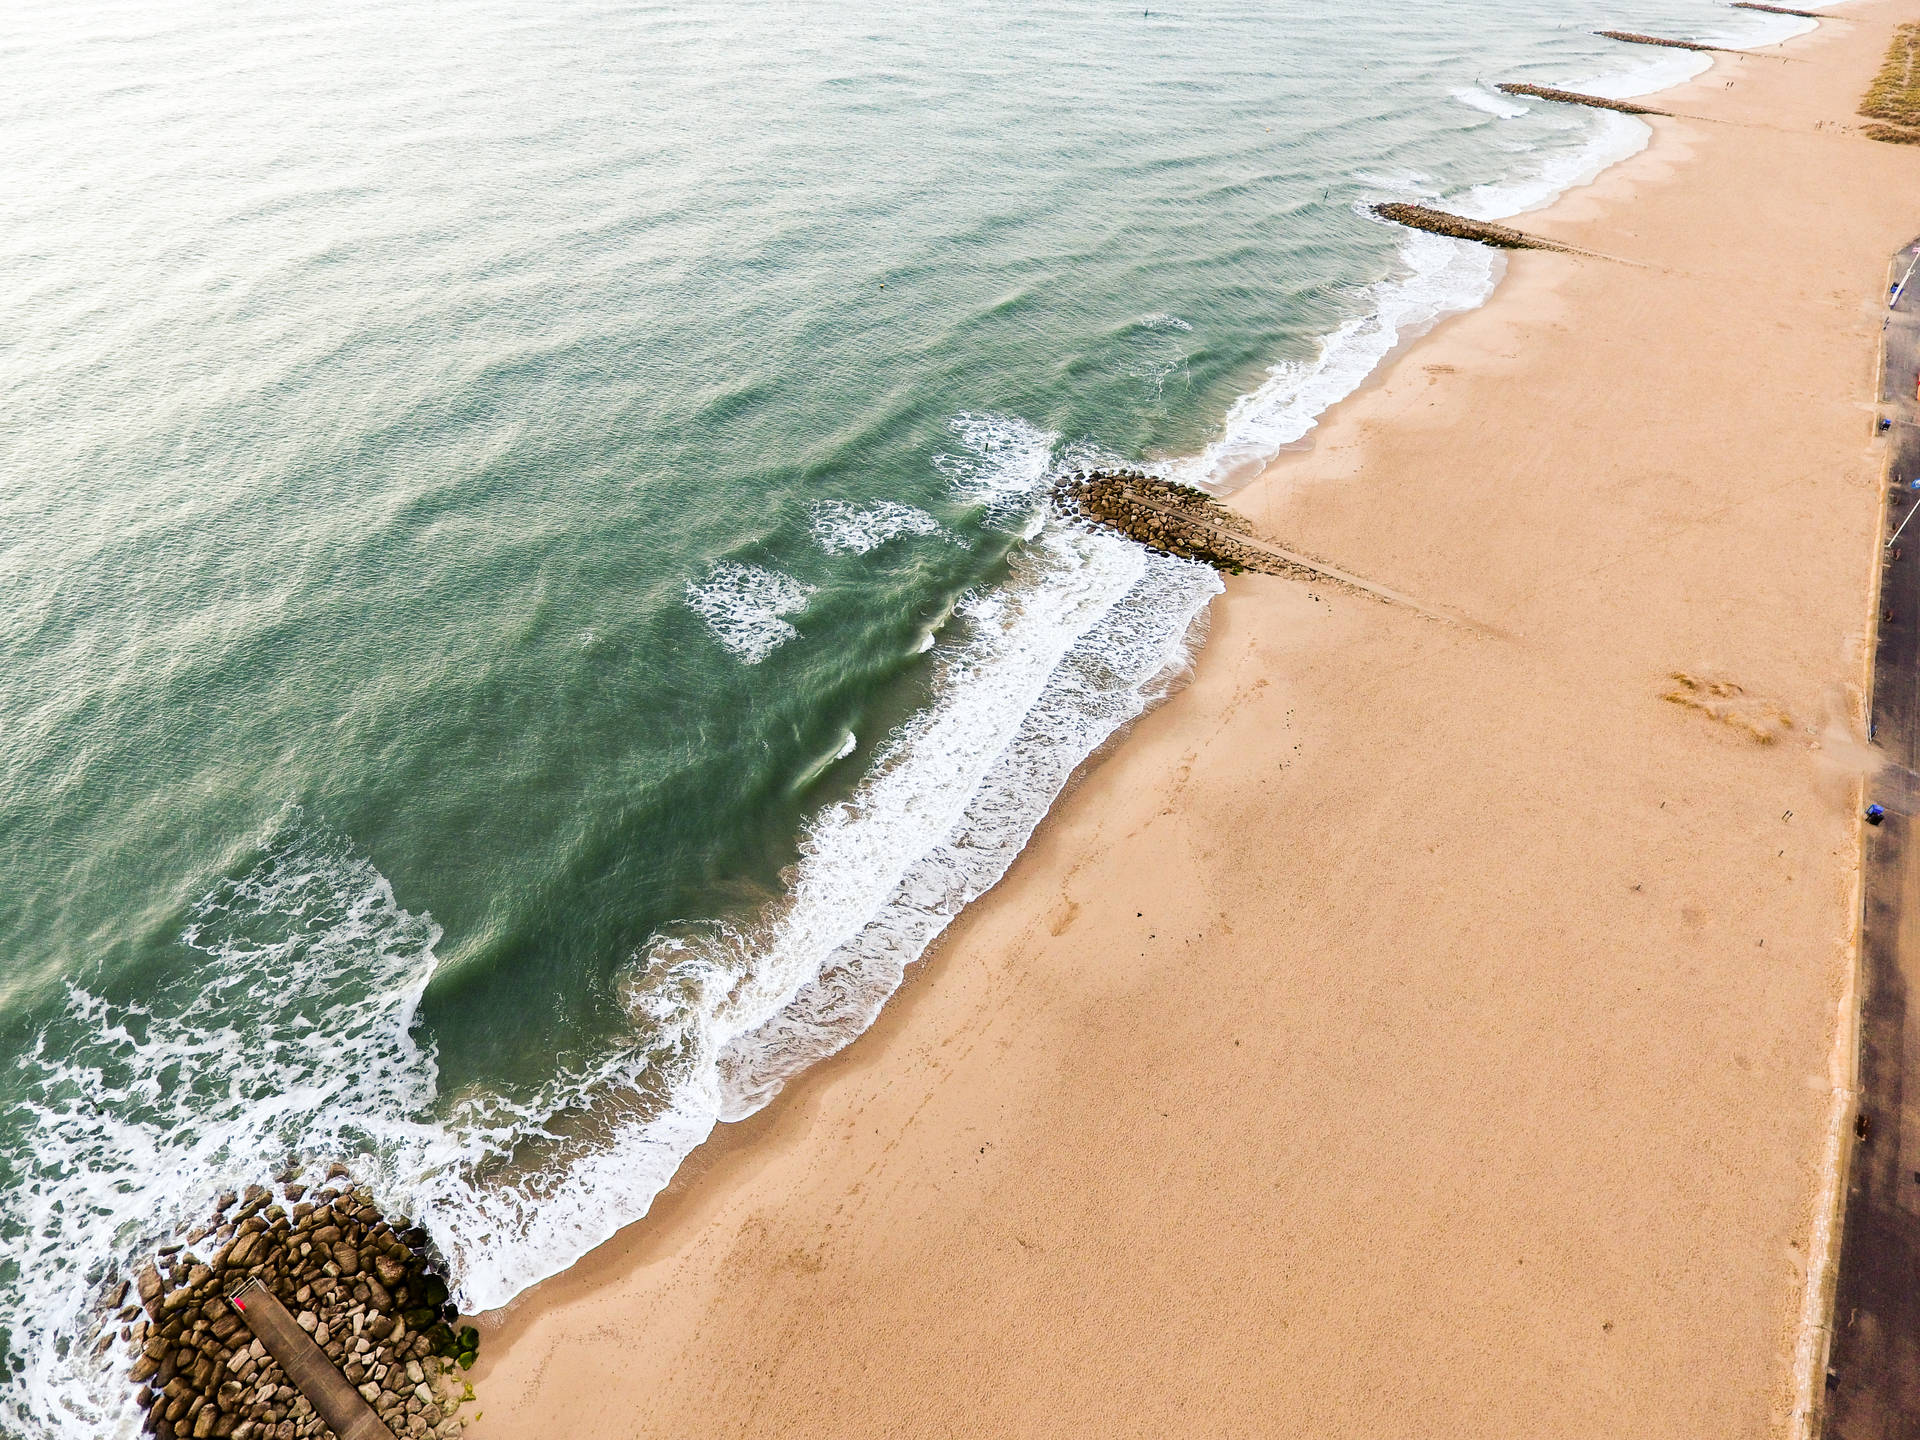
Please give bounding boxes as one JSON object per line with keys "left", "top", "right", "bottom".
{"left": 0, "top": 0, "right": 1818, "bottom": 1432}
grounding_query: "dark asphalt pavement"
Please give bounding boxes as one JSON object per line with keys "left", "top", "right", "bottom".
{"left": 1823, "top": 235, "right": 1920, "bottom": 1440}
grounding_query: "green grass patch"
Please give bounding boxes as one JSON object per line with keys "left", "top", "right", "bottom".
{"left": 1861, "top": 23, "right": 1920, "bottom": 130}
{"left": 1864, "top": 122, "right": 1920, "bottom": 145}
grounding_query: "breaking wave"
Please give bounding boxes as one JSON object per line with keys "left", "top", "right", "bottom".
{"left": 0, "top": 818, "right": 443, "bottom": 1438}
{"left": 1179, "top": 9, "right": 1803, "bottom": 494}
{"left": 0, "top": 415, "right": 1219, "bottom": 1438}
{"left": 423, "top": 417, "right": 1218, "bottom": 1310}
{"left": 1452, "top": 86, "right": 1529, "bottom": 119}
{"left": 809, "top": 500, "right": 947, "bottom": 555}
{"left": 685, "top": 562, "right": 818, "bottom": 663}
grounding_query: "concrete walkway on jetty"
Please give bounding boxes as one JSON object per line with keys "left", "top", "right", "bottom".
{"left": 229, "top": 1280, "right": 396, "bottom": 1440}
{"left": 1824, "top": 235, "right": 1920, "bottom": 1440}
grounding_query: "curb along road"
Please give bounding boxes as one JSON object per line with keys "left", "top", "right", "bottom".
{"left": 1823, "top": 234, "right": 1920, "bottom": 1440}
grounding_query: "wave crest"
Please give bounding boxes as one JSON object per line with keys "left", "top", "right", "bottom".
{"left": 685, "top": 562, "right": 817, "bottom": 662}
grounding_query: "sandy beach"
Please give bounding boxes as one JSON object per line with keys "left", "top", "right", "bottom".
{"left": 464, "top": 6, "right": 1920, "bottom": 1436}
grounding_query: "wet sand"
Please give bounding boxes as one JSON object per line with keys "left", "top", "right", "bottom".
{"left": 465, "top": 6, "right": 1920, "bottom": 1436}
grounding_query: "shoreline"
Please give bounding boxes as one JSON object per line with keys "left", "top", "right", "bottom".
{"left": 465, "top": 7, "right": 1920, "bottom": 1436}
{"left": 1183, "top": 6, "right": 1814, "bottom": 496}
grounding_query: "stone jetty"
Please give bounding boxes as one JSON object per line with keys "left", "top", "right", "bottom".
{"left": 1732, "top": 3, "right": 1832, "bottom": 17}
{"left": 1057, "top": 469, "right": 1494, "bottom": 632}
{"left": 1495, "top": 83, "right": 1669, "bottom": 117}
{"left": 1595, "top": 30, "right": 1731, "bottom": 54}
{"left": 110, "top": 1172, "right": 478, "bottom": 1440}
{"left": 1056, "top": 470, "right": 1279, "bottom": 575}
{"left": 1370, "top": 203, "right": 1581, "bottom": 254}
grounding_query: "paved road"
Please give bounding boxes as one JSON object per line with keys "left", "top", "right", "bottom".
{"left": 1823, "top": 235, "right": 1920, "bottom": 1440}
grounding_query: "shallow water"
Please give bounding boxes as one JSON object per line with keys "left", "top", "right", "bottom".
{"left": 0, "top": 0, "right": 1815, "bottom": 1432}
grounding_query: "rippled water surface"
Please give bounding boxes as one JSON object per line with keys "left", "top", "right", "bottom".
{"left": 0, "top": 0, "right": 1815, "bottom": 1431}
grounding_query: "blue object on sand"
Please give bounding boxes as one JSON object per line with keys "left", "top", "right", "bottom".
{"left": 1867, "top": 804, "right": 1887, "bottom": 824}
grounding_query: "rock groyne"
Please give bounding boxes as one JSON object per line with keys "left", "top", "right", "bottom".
{"left": 1495, "top": 83, "right": 1669, "bottom": 116}
{"left": 1595, "top": 30, "right": 1731, "bottom": 54}
{"left": 1056, "top": 469, "right": 1493, "bottom": 632}
{"left": 1057, "top": 470, "right": 1276, "bottom": 575}
{"left": 113, "top": 1175, "right": 478, "bottom": 1440}
{"left": 1370, "top": 203, "right": 1579, "bottom": 254}
{"left": 1732, "top": 3, "right": 1832, "bottom": 17}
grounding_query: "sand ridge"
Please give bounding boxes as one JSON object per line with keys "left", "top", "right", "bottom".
{"left": 464, "top": 7, "right": 1920, "bottom": 1436}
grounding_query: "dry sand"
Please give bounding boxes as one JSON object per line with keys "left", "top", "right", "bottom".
{"left": 465, "top": 7, "right": 1920, "bottom": 1436}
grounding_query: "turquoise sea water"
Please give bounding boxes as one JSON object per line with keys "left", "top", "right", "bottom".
{"left": 0, "top": 1, "right": 1817, "bottom": 1432}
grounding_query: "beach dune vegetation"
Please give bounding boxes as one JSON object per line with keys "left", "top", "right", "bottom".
{"left": 1861, "top": 23, "right": 1920, "bottom": 141}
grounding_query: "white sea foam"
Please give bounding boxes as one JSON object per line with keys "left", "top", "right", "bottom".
{"left": 281, "top": 414, "right": 1203, "bottom": 1315}
{"left": 1573, "top": 49, "right": 1711, "bottom": 102}
{"left": 0, "top": 473, "right": 1218, "bottom": 1408}
{"left": 3, "top": 7, "right": 1835, "bottom": 1426}
{"left": 1700, "top": 9, "right": 1821, "bottom": 50}
{"left": 1180, "top": 9, "right": 1813, "bottom": 494}
{"left": 934, "top": 413, "right": 1056, "bottom": 530}
{"left": 1452, "top": 86, "right": 1528, "bottom": 119}
{"left": 0, "top": 817, "right": 442, "bottom": 1439}
{"left": 709, "top": 544, "right": 1218, "bottom": 1120}
{"left": 685, "top": 562, "right": 817, "bottom": 663}
{"left": 809, "top": 499, "right": 946, "bottom": 555}
{"left": 1178, "top": 228, "right": 1497, "bottom": 490}
{"left": 1455, "top": 109, "right": 1649, "bottom": 223}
